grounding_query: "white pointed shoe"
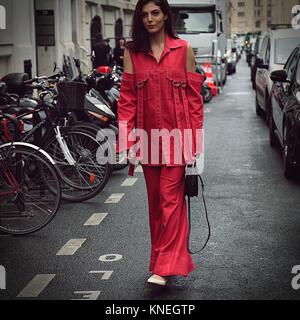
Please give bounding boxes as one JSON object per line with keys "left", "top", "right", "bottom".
{"left": 147, "top": 274, "right": 168, "bottom": 286}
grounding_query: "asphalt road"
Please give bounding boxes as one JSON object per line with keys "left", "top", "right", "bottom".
{"left": 1, "top": 55, "right": 300, "bottom": 300}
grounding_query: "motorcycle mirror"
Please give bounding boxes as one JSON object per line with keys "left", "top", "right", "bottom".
{"left": 91, "top": 51, "right": 96, "bottom": 62}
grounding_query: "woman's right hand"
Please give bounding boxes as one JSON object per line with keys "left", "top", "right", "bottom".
{"left": 125, "top": 149, "right": 136, "bottom": 162}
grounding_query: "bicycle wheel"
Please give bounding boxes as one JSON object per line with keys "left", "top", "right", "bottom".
{"left": 0, "top": 145, "right": 61, "bottom": 235}
{"left": 71, "top": 122, "right": 128, "bottom": 172}
{"left": 45, "top": 129, "right": 111, "bottom": 202}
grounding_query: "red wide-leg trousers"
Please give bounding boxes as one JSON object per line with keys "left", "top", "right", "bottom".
{"left": 142, "top": 165, "right": 195, "bottom": 277}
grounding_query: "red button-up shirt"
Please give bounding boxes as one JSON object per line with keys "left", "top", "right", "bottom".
{"left": 117, "top": 33, "right": 205, "bottom": 176}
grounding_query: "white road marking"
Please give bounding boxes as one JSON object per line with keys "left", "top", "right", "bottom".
{"left": 71, "top": 291, "right": 101, "bottom": 300}
{"left": 89, "top": 270, "right": 114, "bottom": 280}
{"left": 121, "top": 178, "right": 138, "bottom": 187}
{"left": 225, "top": 92, "right": 252, "bottom": 95}
{"left": 17, "top": 274, "right": 56, "bottom": 298}
{"left": 135, "top": 165, "right": 143, "bottom": 173}
{"left": 104, "top": 193, "right": 124, "bottom": 204}
{"left": 84, "top": 213, "right": 108, "bottom": 226}
{"left": 99, "top": 254, "right": 123, "bottom": 262}
{"left": 204, "top": 108, "right": 212, "bottom": 113}
{"left": 56, "top": 239, "right": 86, "bottom": 256}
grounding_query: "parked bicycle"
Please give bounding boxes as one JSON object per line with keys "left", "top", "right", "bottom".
{"left": 0, "top": 113, "right": 61, "bottom": 235}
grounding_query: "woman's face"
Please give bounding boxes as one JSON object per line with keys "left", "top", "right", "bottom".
{"left": 119, "top": 39, "right": 125, "bottom": 47}
{"left": 141, "top": 2, "right": 167, "bottom": 35}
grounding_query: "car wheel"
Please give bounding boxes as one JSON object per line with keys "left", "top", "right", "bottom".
{"left": 283, "top": 125, "right": 295, "bottom": 180}
{"left": 203, "top": 87, "right": 213, "bottom": 103}
{"left": 265, "top": 94, "right": 271, "bottom": 126}
{"left": 269, "top": 110, "right": 276, "bottom": 148}
{"left": 222, "top": 74, "right": 227, "bottom": 85}
{"left": 255, "top": 93, "right": 262, "bottom": 116}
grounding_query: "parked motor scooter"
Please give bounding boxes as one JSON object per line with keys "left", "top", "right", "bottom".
{"left": 71, "top": 58, "right": 127, "bottom": 170}
{"left": 196, "top": 65, "right": 213, "bottom": 103}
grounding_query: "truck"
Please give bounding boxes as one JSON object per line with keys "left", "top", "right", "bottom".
{"left": 169, "top": 0, "right": 229, "bottom": 86}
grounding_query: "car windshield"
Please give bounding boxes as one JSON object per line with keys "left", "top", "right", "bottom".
{"left": 172, "top": 9, "right": 215, "bottom": 34}
{"left": 274, "top": 38, "right": 300, "bottom": 64}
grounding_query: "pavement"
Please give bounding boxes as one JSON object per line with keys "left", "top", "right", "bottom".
{"left": 1, "top": 55, "right": 300, "bottom": 300}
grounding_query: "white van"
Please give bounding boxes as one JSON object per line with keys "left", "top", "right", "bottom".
{"left": 169, "top": 0, "right": 227, "bottom": 85}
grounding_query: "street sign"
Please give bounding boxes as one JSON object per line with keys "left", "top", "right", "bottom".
{"left": 36, "top": 10, "right": 55, "bottom": 46}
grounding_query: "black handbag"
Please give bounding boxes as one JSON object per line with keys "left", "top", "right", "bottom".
{"left": 185, "top": 162, "right": 210, "bottom": 254}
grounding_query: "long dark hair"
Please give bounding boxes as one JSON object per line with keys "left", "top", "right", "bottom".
{"left": 127, "top": 0, "right": 178, "bottom": 53}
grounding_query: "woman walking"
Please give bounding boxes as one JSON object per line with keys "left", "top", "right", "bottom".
{"left": 116, "top": 0, "right": 204, "bottom": 285}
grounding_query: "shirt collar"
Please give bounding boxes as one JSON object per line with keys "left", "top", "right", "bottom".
{"left": 147, "top": 33, "right": 183, "bottom": 54}
{"left": 146, "top": 33, "right": 183, "bottom": 63}
{"left": 165, "top": 33, "right": 183, "bottom": 50}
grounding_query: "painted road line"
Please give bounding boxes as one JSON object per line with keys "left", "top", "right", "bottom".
{"left": 17, "top": 274, "right": 56, "bottom": 298}
{"left": 204, "top": 108, "right": 212, "bottom": 114}
{"left": 121, "top": 178, "right": 138, "bottom": 187}
{"left": 71, "top": 291, "right": 101, "bottom": 300}
{"left": 135, "top": 165, "right": 143, "bottom": 173}
{"left": 56, "top": 239, "right": 86, "bottom": 256}
{"left": 99, "top": 254, "right": 123, "bottom": 262}
{"left": 104, "top": 193, "right": 124, "bottom": 204}
{"left": 225, "top": 92, "right": 252, "bottom": 95}
{"left": 89, "top": 270, "right": 114, "bottom": 280}
{"left": 84, "top": 213, "right": 108, "bottom": 226}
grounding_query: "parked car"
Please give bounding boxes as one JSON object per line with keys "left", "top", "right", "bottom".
{"left": 250, "top": 34, "right": 265, "bottom": 89}
{"left": 269, "top": 45, "right": 300, "bottom": 179}
{"left": 226, "top": 39, "right": 237, "bottom": 75}
{"left": 245, "top": 35, "right": 257, "bottom": 66}
{"left": 236, "top": 45, "right": 242, "bottom": 61}
{"left": 255, "top": 26, "right": 300, "bottom": 122}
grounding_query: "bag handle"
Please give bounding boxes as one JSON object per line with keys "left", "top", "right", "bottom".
{"left": 186, "top": 174, "right": 211, "bottom": 254}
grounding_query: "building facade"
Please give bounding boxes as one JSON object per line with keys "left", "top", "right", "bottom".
{"left": 271, "top": 0, "right": 300, "bottom": 25}
{"left": 0, "top": 0, "right": 137, "bottom": 77}
{"left": 230, "top": 0, "right": 300, "bottom": 35}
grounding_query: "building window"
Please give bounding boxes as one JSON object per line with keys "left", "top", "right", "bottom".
{"left": 254, "top": 9, "right": 261, "bottom": 17}
{"left": 256, "top": 21, "right": 261, "bottom": 28}
{"left": 238, "top": 12, "right": 245, "bottom": 17}
{"left": 254, "top": 0, "right": 261, "bottom": 6}
{"left": 238, "top": 2, "right": 245, "bottom": 7}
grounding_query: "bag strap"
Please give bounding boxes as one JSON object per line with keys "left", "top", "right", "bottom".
{"left": 186, "top": 175, "right": 211, "bottom": 254}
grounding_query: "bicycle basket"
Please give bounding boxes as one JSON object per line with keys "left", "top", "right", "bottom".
{"left": 57, "top": 81, "right": 87, "bottom": 110}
